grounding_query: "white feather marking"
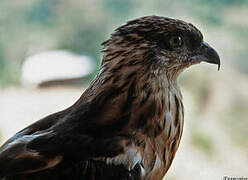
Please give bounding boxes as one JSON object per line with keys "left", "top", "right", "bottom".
{"left": 106, "top": 148, "right": 142, "bottom": 171}
{"left": 153, "top": 154, "right": 162, "bottom": 171}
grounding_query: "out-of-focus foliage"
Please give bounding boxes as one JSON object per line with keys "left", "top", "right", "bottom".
{"left": 185, "top": 0, "right": 248, "bottom": 24}
{"left": 222, "top": 98, "right": 248, "bottom": 147}
{"left": 191, "top": 130, "right": 214, "bottom": 156}
{"left": 0, "top": 0, "right": 248, "bottom": 86}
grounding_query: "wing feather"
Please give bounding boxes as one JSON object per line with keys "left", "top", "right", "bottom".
{"left": 0, "top": 83, "right": 137, "bottom": 178}
{"left": 0, "top": 131, "right": 62, "bottom": 177}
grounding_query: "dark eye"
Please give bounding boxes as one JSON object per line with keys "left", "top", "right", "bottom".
{"left": 169, "top": 35, "right": 183, "bottom": 48}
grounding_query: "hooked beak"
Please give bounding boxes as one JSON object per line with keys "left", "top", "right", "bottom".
{"left": 190, "top": 42, "right": 221, "bottom": 71}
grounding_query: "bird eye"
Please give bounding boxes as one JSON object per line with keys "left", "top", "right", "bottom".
{"left": 169, "top": 35, "right": 183, "bottom": 49}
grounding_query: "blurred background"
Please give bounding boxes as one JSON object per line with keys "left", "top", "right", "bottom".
{"left": 0, "top": 0, "right": 247, "bottom": 179}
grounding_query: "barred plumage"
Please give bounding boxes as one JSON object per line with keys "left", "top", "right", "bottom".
{"left": 0, "top": 16, "right": 220, "bottom": 180}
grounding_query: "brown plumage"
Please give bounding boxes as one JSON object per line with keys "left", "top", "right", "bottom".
{"left": 0, "top": 16, "right": 220, "bottom": 180}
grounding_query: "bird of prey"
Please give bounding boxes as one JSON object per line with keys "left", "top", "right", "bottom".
{"left": 0, "top": 16, "right": 220, "bottom": 180}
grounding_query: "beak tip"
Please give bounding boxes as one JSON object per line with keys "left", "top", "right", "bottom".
{"left": 199, "top": 42, "right": 221, "bottom": 71}
{"left": 218, "top": 63, "right": 220, "bottom": 71}
{"left": 215, "top": 54, "right": 221, "bottom": 71}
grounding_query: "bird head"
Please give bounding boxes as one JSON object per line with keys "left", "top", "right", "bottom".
{"left": 101, "top": 16, "right": 220, "bottom": 82}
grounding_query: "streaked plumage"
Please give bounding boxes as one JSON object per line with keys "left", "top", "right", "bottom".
{"left": 0, "top": 16, "right": 220, "bottom": 180}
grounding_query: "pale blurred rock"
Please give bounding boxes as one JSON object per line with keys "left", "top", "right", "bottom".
{"left": 21, "top": 50, "right": 95, "bottom": 87}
